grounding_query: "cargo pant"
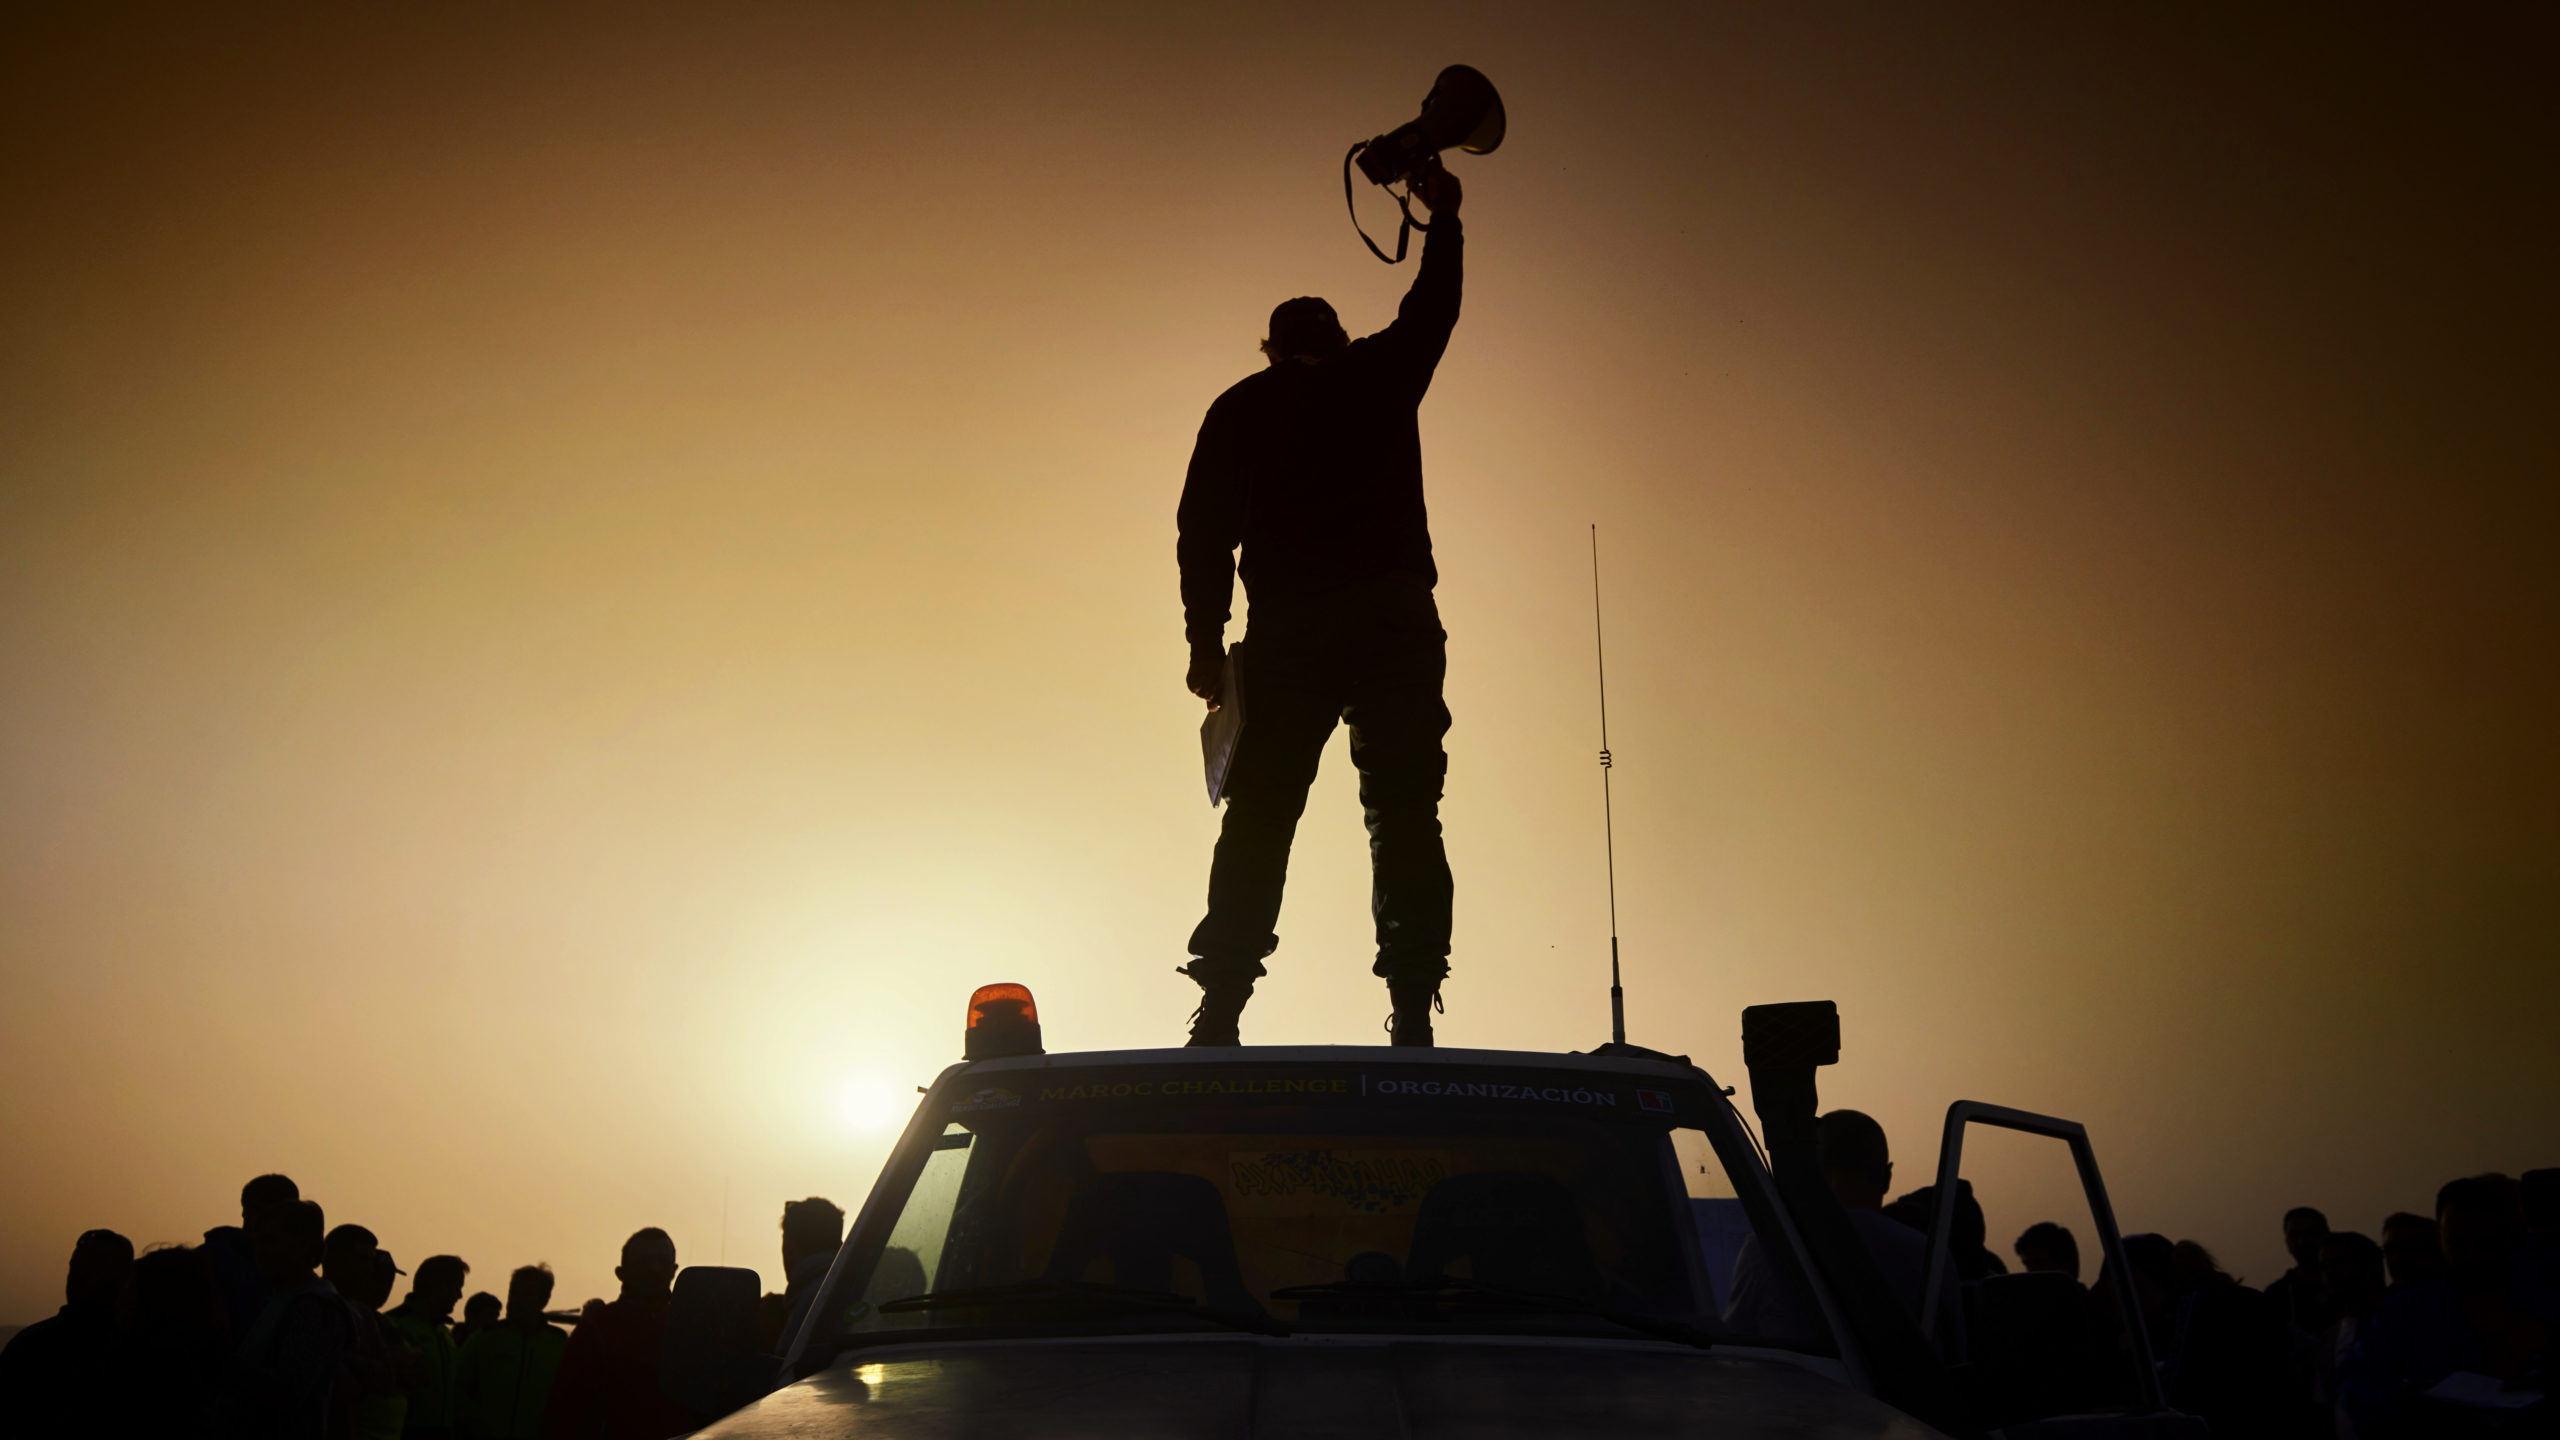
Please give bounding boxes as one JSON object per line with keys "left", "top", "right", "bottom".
{"left": 1186, "top": 575, "right": 1453, "bottom": 988}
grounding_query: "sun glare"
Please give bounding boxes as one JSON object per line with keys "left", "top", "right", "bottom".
{"left": 835, "top": 1076, "right": 908, "bottom": 1137}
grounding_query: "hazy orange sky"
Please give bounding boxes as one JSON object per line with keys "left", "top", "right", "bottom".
{"left": 4, "top": 4, "right": 2554, "bottom": 1322}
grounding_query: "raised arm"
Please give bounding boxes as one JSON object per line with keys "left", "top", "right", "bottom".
{"left": 1370, "top": 168, "right": 1465, "bottom": 395}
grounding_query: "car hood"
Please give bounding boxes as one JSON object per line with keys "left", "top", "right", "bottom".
{"left": 696, "top": 1336, "right": 1944, "bottom": 1438}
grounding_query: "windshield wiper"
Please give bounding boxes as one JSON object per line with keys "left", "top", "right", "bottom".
{"left": 878, "top": 1278, "right": 1285, "bottom": 1335}
{"left": 1269, "top": 1277, "right": 1711, "bottom": 1350}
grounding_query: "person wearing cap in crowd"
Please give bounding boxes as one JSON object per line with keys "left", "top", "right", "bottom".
{"left": 0, "top": 1228, "right": 135, "bottom": 1432}
{"left": 388, "top": 1254, "right": 471, "bottom": 1440}
{"left": 356, "top": 1247, "right": 427, "bottom": 1440}
{"left": 321, "top": 1225, "right": 409, "bottom": 1438}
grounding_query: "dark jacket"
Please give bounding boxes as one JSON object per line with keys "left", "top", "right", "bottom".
{"left": 539, "top": 1297, "right": 696, "bottom": 1440}
{"left": 1177, "top": 214, "right": 1464, "bottom": 652}
{"left": 0, "top": 1304, "right": 123, "bottom": 1437}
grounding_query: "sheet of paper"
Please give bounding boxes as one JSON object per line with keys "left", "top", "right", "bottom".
{"left": 2425, "top": 1372, "right": 2544, "bottom": 1412}
{"left": 1201, "top": 647, "right": 1244, "bottom": 806}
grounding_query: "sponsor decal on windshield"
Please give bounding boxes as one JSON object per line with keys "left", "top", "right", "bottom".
{"left": 1365, "top": 1077, "right": 1622, "bottom": 1107}
{"left": 950, "top": 1086, "right": 1019, "bottom": 1113}
{"left": 1035, "top": 1075, "right": 1353, "bottom": 1103}
{"left": 1230, "top": 1149, "right": 1451, "bottom": 1215}
{"left": 1637, "top": 1089, "right": 1674, "bottom": 1113}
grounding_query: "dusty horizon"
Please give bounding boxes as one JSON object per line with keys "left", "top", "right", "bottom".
{"left": 3, "top": 3, "right": 2554, "bottom": 1323}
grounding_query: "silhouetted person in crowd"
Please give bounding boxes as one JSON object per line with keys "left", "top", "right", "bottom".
{"left": 1723, "top": 1109, "right": 1963, "bottom": 1354}
{"left": 2343, "top": 1174, "right": 2557, "bottom": 1438}
{"left": 540, "top": 1229, "right": 698, "bottom": 1439}
{"left": 0, "top": 1228, "right": 134, "bottom": 1434}
{"left": 758, "top": 1198, "right": 844, "bottom": 1353}
{"left": 324, "top": 1224, "right": 408, "bottom": 1437}
{"left": 454, "top": 1265, "right": 566, "bottom": 1440}
{"left": 2016, "top": 1221, "right": 2083, "bottom": 1281}
{"left": 217, "top": 1198, "right": 349, "bottom": 1439}
{"left": 118, "top": 1243, "right": 232, "bottom": 1436}
{"left": 2312, "top": 1232, "right": 2386, "bottom": 1430}
{"left": 2108, "top": 1232, "right": 2288, "bottom": 1438}
{"left": 356, "top": 1248, "right": 426, "bottom": 1440}
{"left": 389, "top": 1255, "right": 470, "bottom": 1440}
{"left": 2264, "top": 1205, "right": 2341, "bottom": 1338}
{"left": 1173, "top": 162, "right": 1467, "bottom": 1048}
{"left": 2378, "top": 1211, "right": 2445, "bottom": 1295}
{"left": 204, "top": 1172, "right": 302, "bottom": 1340}
{"left": 451, "top": 1292, "right": 501, "bottom": 1351}
{"left": 1884, "top": 1178, "right": 2009, "bottom": 1281}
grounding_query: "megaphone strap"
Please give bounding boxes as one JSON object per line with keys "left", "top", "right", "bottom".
{"left": 1343, "top": 141, "right": 1433, "bottom": 266}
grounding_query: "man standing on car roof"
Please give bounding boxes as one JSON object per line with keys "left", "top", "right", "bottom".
{"left": 1174, "top": 163, "right": 1465, "bottom": 1049}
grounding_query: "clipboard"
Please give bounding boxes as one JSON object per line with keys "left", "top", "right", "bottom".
{"left": 1201, "top": 646, "right": 1244, "bottom": 806}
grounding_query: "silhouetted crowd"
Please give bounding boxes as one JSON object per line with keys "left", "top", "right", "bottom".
{"left": 2107, "top": 1174, "right": 2559, "bottom": 1440}
{"left": 0, "top": 1173, "right": 844, "bottom": 1440}
{"left": 1772, "top": 1109, "right": 2557, "bottom": 1439}
{"left": 6, "top": 1149, "right": 2552, "bottom": 1437}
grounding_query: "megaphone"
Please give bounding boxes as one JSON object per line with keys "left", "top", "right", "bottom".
{"left": 1344, "top": 65, "right": 1506, "bottom": 264}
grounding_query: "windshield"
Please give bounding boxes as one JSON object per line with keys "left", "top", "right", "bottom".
{"left": 803, "top": 1059, "right": 1828, "bottom": 1357}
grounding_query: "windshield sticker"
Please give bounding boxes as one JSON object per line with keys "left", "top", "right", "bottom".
{"left": 1035, "top": 1075, "right": 1353, "bottom": 1103}
{"left": 1366, "top": 1077, "right": 1622, "bottom": 1107}
{"left": 1637, "top": 1089, "right": 1674, "bottom": 1113}
{"left": 1230, "top": 1149, "right": 1451, "bottom": 1216}
{"left": 950, "top": 1086, "right": 1019, "bottom": 1114}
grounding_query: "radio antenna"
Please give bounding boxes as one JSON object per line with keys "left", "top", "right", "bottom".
{"left": 1591, "top": 525, "right": 1625, "bottom": 1046}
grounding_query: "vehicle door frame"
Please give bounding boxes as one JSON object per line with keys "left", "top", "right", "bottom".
{"left": 1919, "top": 1099, "right": 2165, "bottom": 1413}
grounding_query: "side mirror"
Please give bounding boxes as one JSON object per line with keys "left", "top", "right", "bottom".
{"left": 661, "top": 1265, "right": 772, "bottom": 1420}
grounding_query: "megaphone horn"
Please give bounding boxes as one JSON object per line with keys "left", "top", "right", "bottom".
{"left": 1355, "top": 65, "right": 1507, "bottom": 189}
{"left": 1345, "top": 65, "right": 1505, "bottom": 264}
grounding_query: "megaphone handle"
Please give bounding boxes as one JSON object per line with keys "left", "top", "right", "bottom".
{"left": 1344, "top": 142, "right": 1414, "bottom": 265}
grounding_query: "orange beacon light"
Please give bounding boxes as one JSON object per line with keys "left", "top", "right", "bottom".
{"left": 964, "top": 983, "right": 1043, "bottom": 1061}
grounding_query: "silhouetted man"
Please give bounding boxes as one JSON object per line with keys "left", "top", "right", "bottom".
{"left": 2261, "top": 1205, "right": 2338, "bottom": 1337}
{"left": 0, "top": 1228, "right": 134, "bottom": 1432}
{"left": 2314, "top": 1232, "right": 2386, "bottom": 1425}
{"left": 454, "top": 1265, "right": 566, "bottom": 1440}
{"left": 2342, "top": 1174, "right": 2550, "bottom": 1438}
{"left": 2013, "top": 1220, "right": 2082, "bottom": 1281}
{"left": 204, "top": 1172, "right": 302, "bottom": 1340}
{"left": 450, "top": 1292, "right": 501, "bottom": 1352}
{"left": 1883, "top": 1178, "right": 2007, "bottom": 1281}
{"left": 758, "top": 1198, "right": 844, "bottom": 1353}
{"left": 325, "top": 1224, "right": 409, "bottom": 1438}
{"left": 1175, "top": 165, "right": 1467, "bottom": 1047}
{"left": 540, "top": 1228, "right": 697, "bottom": 1440}
{"left": 1722, "top": 1109, "right": 1963, "bottom": 1355}
{"left": 218, "top": 1198, "right": 348, "bottom": 1440}
{"left": 2379, "top": 1211, "right": 2445, "bottom": 1295}
{"left": 388, "top": 1254, "right": 469, "bottom": 1440}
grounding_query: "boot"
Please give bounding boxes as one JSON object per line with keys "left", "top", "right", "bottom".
{"left": 1178, "top": 958, "right": 1259, "bottom": 1047}
{"left": 1386, "top": 977, "right": 1442, "bottom": 1048}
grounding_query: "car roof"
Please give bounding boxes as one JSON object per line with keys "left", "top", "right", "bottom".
{"left": 959, "top": 1043, "right": 1719, "bottom": 1087}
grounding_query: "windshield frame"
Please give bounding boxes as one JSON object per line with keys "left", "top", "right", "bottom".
{"left": 783, "top": 1047, "right": 1830, "bottom": 1374}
